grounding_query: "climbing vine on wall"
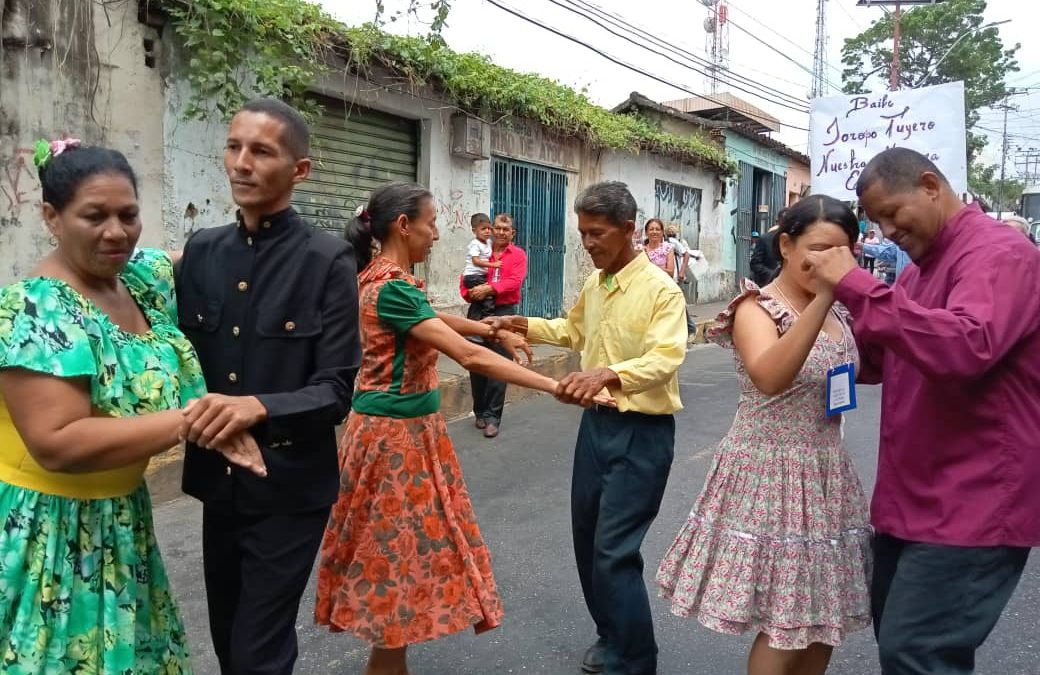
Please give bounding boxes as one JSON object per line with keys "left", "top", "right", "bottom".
{"left": 165, "top": 0, "right": 337, "bottom": 119}
{"left": 164, "top": 0, "right": 734, "bottom": 174}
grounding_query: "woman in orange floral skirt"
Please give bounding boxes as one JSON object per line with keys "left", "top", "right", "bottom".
{"left": 316, "top": 183, "right": 565, "bottom": 675}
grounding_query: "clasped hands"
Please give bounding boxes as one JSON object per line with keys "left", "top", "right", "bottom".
{"left": 482, "top": 316, "right": 618, "bottom": 409}
{"left": 179, "top": 394, "right": 269, "bottom": 478}
{"left": 802, "top": 246, "right": 859, "bottom": 294}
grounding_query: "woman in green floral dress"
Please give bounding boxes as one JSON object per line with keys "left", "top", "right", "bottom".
{"left": 0, "top": 142, "right": 261, "bottom": 674}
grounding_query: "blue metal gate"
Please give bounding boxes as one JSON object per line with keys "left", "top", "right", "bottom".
{"left": 491, "top": 157, "right": 567, "bottom": 318}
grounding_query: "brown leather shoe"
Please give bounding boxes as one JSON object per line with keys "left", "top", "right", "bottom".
{"left": 483, "top": 423, "right": 499, "bottom": 438}
{"left": 475, "top": 418, "right": 487, "bottom": 430}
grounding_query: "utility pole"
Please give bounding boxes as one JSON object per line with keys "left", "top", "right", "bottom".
{"left": 811, "top": 0, "right": 828, "bottom": 98}
{"left": 996, "top": 88, "right": 1026, "bottom": 216}
{"left": 890, "top": 2, "right": 902, "bottom": 89}
{"left": 855, "top": 1, "right": 947, "bottom": 89}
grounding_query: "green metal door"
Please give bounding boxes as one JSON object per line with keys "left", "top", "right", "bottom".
{"left": 491, "top": 157, "right": 567, "bottom": 318}
{"left": 735, "top": 161, "right": 755, "bottom": 282}
{"left": 292, "top": 99, "right": 418, "bottom": 236}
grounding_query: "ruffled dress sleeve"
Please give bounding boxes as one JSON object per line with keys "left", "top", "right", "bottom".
{"left": 0, "top": 279, "right": 98, "bottom": 379}
{"left": 707, "top": 279, "right": 798, "bottom": 349}
{"left": 121, "top": 248, "right": 177, "bottom": 325}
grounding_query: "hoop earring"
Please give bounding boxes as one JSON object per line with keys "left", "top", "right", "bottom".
{"left": 48, "top": 235, "right": 57, "bottom": 247}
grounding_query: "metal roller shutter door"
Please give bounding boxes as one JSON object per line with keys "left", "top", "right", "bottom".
{"left": 292, "top": 101, "right": 418, "bottom": 235}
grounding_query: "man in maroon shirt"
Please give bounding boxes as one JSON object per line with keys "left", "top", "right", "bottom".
{"left": 460, "top": 214, "right": 528, "bottom": 438}
{"left": 806, "top": 148, "right": 1040, "bottom": 675}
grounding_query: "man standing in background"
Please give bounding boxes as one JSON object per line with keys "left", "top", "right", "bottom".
{"left": 461, "top": 213, "right": 528, "bottom": 438}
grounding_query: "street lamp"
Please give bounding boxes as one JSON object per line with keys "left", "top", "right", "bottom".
{"left": 911, "top": 19, "right": 1011, "bottom": 88}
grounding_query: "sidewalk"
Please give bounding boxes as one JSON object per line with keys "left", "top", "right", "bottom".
{"left": 144, "top": 301, "right": 727, "bottom": 503}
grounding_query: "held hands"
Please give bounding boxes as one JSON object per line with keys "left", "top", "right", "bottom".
{"left": 496, "top": 330, "right": 534, "bottom": 364}
{"left": 179, "top": 399, "right": 268, "bottom": 478}
{"left": 482, "top": 315, "right": 526, "bottom": 336}
{"left": 803, "top": 247, "right": 858, "bottom": 292}
{"left": 555, "top": 368, "right": 621, "bottom": 408}
{"left": 214, "top": 431, "right": 268, "bottom": 478}
{"left": 182, "top": 394, "right": 268, "bottom": 449}
{"left": 469, "top": 284, "right": 495, "bottom": 301}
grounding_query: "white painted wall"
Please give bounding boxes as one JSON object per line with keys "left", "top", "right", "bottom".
{"left": 591, "top": 150, "right": 730, "bottom": 303}
{"left": 0, "top": 0, "right": 165, "bottom": 285}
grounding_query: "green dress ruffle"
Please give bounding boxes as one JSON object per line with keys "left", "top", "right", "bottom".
{"left": 0, "top": 248, "right": 205, "bottom": 674}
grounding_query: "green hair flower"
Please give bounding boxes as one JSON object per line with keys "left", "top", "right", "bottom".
{"left": 32, "top": 139, "right": 52, "bottom": 171}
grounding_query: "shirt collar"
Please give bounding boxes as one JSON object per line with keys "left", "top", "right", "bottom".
{"left": 235, "top": 207, "right": 298, "bottom": 240}
{"left": 599, "top": 251, "right": 650, "bottom": 293}
{"left": 491, "top": 243, "right": 515, "bottom": 260}
{"left": 918, "top": 203, "right": 978, "bottom": 269}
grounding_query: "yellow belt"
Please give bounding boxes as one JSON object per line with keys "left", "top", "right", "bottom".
{"left": 0, "top": 402, "right": 146, "bottom": 500}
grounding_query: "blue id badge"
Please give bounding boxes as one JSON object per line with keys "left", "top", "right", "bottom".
{"left": 826, "top": 362, "right": 857, "bottom": 417}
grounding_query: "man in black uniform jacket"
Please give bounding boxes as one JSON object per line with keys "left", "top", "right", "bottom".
{"left": 176, "top": 98, "right": 360, "bottom": 674}
{"left": 749, "top": 208, "right": 786, "bottom": 287}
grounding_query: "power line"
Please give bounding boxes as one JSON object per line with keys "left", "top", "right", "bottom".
{"left": 484, "top": 0, "right": 812, "bottom": 131}
{"left": 724, "top": 0, "right": 845, "bottom": 85}
{"left": 706, "top": 3, "right": 841, "bottom": 94}
{"left": 566, "top": 0, "right": 831, "bottom": 102}
{"left": 552, "top": 0, "right": 810, "bottom": 110}
{"left": 833, "top": 0, "right": 868, "bottom": 32}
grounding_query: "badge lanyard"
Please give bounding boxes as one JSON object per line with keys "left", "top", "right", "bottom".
{"left": 773, "top": 285, "right": 858, "bottom": 417}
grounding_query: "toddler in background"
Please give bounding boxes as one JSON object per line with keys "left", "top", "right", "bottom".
{"left": 463, "top": 212, "right": 500, "bottom": 317}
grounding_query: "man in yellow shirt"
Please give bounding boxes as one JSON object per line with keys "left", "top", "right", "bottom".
{"left": 494, "top": 181, "right": 687, "bottom": 675}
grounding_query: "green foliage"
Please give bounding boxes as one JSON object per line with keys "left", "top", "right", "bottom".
{"left": 840, "top": 0, "right": 1020, "bottom": 164}
{"left": 164, "top": 0, "right": 734, "bottom": 173}
{"left": 165, "top": 0, "right": 340, "bottom": 120}
{"left": 969, "top": 162, "right": 1024, "bottom": 210}
{"left": 341, "top": 25, "right": 733, "bottom": 172}
{"left": 374, "top": 1, "right": 453, "bottom": 43}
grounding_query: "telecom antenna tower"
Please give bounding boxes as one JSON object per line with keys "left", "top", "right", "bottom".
{"left": 701, "top": 0, "right": 730, "bottom": 93}
{"left": 812, "top": 0, "right": 828, "bottom": 98}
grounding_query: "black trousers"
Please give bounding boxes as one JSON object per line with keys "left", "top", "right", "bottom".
{"left": 872, "top": 533, "right": 1030, "bottom": 675}
{"left": 202, "top": 505, "right": 331, "bottom": 675}
{"left": 463, "top": 274, "right": 496, "bottom": 317}
{"left": 468, "top": 303, "right": 517, "bottom": 425}
{"left": 572, "top": 407, "right": 674, "bottom": 675}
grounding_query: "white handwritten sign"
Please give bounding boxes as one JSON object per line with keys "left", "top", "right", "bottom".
{"left": 810, "top": 82, "right": 967, "bottom": 201}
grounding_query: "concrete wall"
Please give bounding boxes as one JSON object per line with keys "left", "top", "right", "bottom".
{"left": 0, "top": 0, "right": 165, "bottom": 285}
{"left": 2, "top": 7, "right": 730, "bottom": 311}
{"left": 787, "top": 159, "right": 811, "bottom": 205}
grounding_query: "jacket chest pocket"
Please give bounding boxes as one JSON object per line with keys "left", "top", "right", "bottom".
{"left": 256, "top": 309, "right": 323, "bottom": 339}
{"left": 179, "top": 298, "right": 223, "bottom": 333}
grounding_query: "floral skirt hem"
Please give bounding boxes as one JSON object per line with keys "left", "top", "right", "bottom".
{"left": 0, "top": 480, "right": 192, "bottom": 674}
{"left": 656, "top": 511, "right": 872, "bottom": 650}
{"left": 315, "top": 412, "right": 504, "bottom": 649}
{"left": 680, "top": 609, "right": 872, "bottom": 650}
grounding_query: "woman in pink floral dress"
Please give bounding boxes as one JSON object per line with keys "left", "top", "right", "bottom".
{"left": 643, "top": 218, "right": 675, "bottom": 277}
{"left": 657, "top": 195, "right": 872, "bottom": 675}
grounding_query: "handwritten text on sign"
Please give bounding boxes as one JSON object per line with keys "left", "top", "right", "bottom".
{"left": 810, "top": 82, "right": 967, "bottom": 201}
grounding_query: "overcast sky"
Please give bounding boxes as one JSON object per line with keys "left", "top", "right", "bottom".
{"left": 319, "top": 0, "right": 1040, "bottom": 180}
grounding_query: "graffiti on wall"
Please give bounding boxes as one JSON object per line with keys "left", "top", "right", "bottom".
{"left": 1, "top": 147, "right": 40, "bottom": 215}
{"left": 437, "top": 188, "right": 467, "bottom": 232}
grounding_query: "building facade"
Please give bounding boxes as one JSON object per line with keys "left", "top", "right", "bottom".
{"left": 1, "top": 0, "right": 733, "bottom": 313}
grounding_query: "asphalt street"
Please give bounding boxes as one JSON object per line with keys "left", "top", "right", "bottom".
{"left": 156, "top": 344, "right": 1040, "bottom": 674}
